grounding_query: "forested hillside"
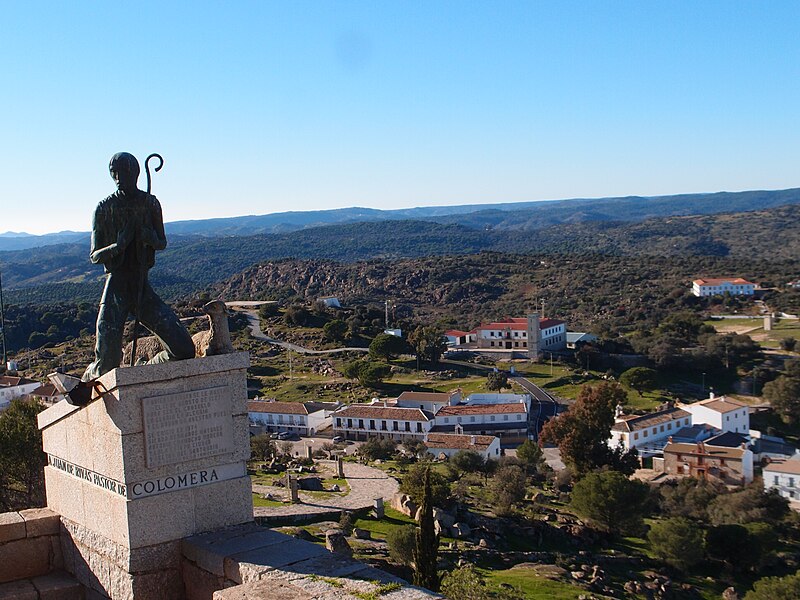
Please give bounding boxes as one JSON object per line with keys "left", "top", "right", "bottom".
{"left": 213, "top": 253, "right": 799, "bottom": 336}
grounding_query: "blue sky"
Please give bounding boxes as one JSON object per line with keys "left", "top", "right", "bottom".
{"left": 1, "top": 1, "right": 799, "bottom": 234}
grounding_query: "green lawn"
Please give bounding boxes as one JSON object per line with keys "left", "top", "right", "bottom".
{"left": 252, "top": 493, "right": 285, "bottom": 507}
{"left": 481, "top": 567, "right": 613, "bottom": 600}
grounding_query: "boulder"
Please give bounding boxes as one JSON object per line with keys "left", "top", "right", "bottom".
{"left": 353, "top": 528, "right": 371, "bottom": 540}
{"left": 722, "top": 587, "right": 740, "bottom": 600}
{"left": 433, "top": 508, "right": 456, "bottom": 529}
{"left": 331, "top": 484, "right": 341, "bottom": 492}
{"left": 452, "top": 522, "right": 471, "bottom": 539}
{"left": 325, "top": 530, "right": 353, "bottom": 557}
{"left": 298, "top": 477, "right": 324, "bottom": 491}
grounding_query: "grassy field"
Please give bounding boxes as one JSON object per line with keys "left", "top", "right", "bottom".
{"left": 706, "top": 317, "right": 800, "bottom": 349}
{"left": 480, "top": 567, "right": 614, "bottom": 599}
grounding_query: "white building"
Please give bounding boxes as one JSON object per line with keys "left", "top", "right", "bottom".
{"left": 763, "top": 458, "right": 800, "bottom": 502}
{"left": 474, "top": 314, "right": 567, "bottom": 357}
{"left": 466, "top": 393, "right": 531, "bottom": 412}
{"left": 333, "top": 404, "right": 433, "bottom": 441}
{"left": 0, "top": 376, "right": 40, "bottom": 410}
{"left": 679, "top": 394, "right": 749, "bottom": 434}
{"left": 247, "top": 400, "right": 333, "bottom": 436}
{"left": 424, "top": 432, "right": 501, "bottom": 460}
{"left": 692, "top": 278, "right": 756, "bottom": 297}
{"left": 395, "top": 390, "right": 461, "bottom": 414}
{"left": 432, "top": 402, "right": 528, "bottom": 444}
{"left": 609, "top": 407, "right": 692, "bottom": 453}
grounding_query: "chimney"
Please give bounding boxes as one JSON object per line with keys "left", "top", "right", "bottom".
{"left": 709, "top": 390, "right": 715, "bottom": 400}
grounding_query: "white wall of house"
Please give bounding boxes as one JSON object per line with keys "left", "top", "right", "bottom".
{"left": 435, "top": 411, "right": 527, "bottom": 428}
{"left": 333, "top": 415, "right": 432, "bottom": 440}
{"left": 0, "top": 381, "right": 40, "bottom": 410}
{"left": 692, "top": 281, "right": 755, "bottom": 297}
{"left": 764, "top": 467, "right": 800, "bottom": 501}
{"left": 684, "top": 404, "right": 749, "bottom": 434}
{"left": 466, "top": 393, "right": 531, "bottom": 411}
{"left": 426, "top": 437, "right": 501, "bottom": 460}
{"left": 610, "top": 415, "right": 691, "bottom": 451}
{"left": 248, "top": 410, "right": 330, "bottom": 434}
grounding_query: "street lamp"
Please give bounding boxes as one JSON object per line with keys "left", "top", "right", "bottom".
{"left": 701, "top": 372, "right": 706, "bottom": 393}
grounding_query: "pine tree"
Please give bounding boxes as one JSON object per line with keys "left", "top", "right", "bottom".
{"left": 413, "top": 467, "right": 440, "bottom": 591}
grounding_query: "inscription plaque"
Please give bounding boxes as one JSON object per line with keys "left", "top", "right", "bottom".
{"left": 142, "top": 386, "right": 234, "bottom": 468}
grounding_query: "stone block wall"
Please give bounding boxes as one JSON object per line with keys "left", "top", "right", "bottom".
{"left": 0, "top": 508, "right": 62, "bottom": 583}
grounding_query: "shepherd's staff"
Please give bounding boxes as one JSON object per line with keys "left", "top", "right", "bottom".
{"left": 129, "top": 153, "right": 164, "bottom": 366}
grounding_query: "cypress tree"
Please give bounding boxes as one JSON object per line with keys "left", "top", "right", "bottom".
{"left": 413, "top": 467, "right": 440, "bottom": 591}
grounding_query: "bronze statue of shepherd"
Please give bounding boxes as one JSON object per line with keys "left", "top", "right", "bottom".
{"left": 82, "top": 152, "right": 194, "bottom": 381}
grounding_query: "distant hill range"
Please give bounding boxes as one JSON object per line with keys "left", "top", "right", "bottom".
{"left": 2, "top": 191, "right": 799, "bottom": 306}
{"left": 4, "top": 187, "right": 800, "bottom": 252}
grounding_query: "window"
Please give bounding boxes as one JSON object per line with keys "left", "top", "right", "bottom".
{"left": 381, "top": 420, "right": 387, "bottom": 431}
{"left": 503, "top": 415, "right": 509, "bottom": 421}
{"left": 444, "top": 417, "right": 450, "bottom": 424}
{"left": 405, "top": 422, "right": 411, "bottom": 431}
{"left": 347, "top": 419, "right": 353, "bottom": 427}
{"left": 470, "top": 416, "right": 476, "bottom": 422}
{"left": 660, "top": 425, "right": 664, "bottom": 432}
{"left": 416, "top": 423, "right": 422, "bottom": 433}
{"left": 634, "top": 433, "right": 639, "bottom": 440}
{"left": 490, "top": 415, "right": 495, "bottom": 422}
{"left": 336, "top": 418, "right": 342, "bottom": 427}
{"left": 643, "top": 430, "right": 648, "bottom": 438}
{"left": 774, "top": 475, "right": 780, "bottom": 485}
{"left": 393, "top": 421, "right": 398, "bottom": 431}
{"left": 517, "top": 414, "right": 522, "bottom": 420}
{"left": 358, "top": 419, "right": 364, "bottom": 429}
{"left": 790, "top": 478, "right": 796, "bottom": 488}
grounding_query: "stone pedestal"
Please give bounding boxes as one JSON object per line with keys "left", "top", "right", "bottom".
{"left": 38, "top": 353, "right": 254, "bottom": 600}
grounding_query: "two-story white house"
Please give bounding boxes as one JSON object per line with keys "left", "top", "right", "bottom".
{"left": 432, "top": 402, "right": 528, "bottom": 445}
{"left": 609, "top": 407, "right": 692, "bottom": 454}
{"left": 692, "top": 278, "right": 756, "bottom": 297}
{"left": 424, "top": 432, "right": 501, "bottom": 460}
{"left": 0, "top": 376, "right": 40, "bottom": 411}
{"left": 247, "top": 400, "right": 334, "bottom": 436}
{"left": 679, "top": 394, "right": 749, "bottom": 434}
{"left": 763, "top": 458, "right": 800, "bottom": 503}
{"left": 333, "top": 404, "right": 433, "bottom": 441}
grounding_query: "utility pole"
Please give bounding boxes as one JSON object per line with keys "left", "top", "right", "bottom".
{"left": 0, "top": 266, "right": 7, "bottom": 367}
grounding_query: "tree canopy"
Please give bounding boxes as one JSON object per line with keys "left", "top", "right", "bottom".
{"left": 540, "top": 382, "right": 638, "bottom": 476}
{"left": 570, "top": 470, "right": 649, "bottom": 534}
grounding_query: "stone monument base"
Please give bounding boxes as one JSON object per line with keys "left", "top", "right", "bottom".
{"left": 38, "top": 353, "right": 253, "bottom": 600}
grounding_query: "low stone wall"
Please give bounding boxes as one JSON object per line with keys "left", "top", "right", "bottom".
{"left": 0, "top": 508, "right": 62, "bottom": 583}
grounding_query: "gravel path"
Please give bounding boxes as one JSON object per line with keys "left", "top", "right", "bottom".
{"left": 253, "top": 461, "right": 399, "bottom": 518}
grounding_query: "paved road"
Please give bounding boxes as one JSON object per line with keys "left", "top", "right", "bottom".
{"left": 511, "top": 376, "right": 562, "bottom": 440}
{"left": 230, "top": 307, "right": 369, "bottom": 355}
{"left": 253, "top": 461, "right": 398, "bottom": 519}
